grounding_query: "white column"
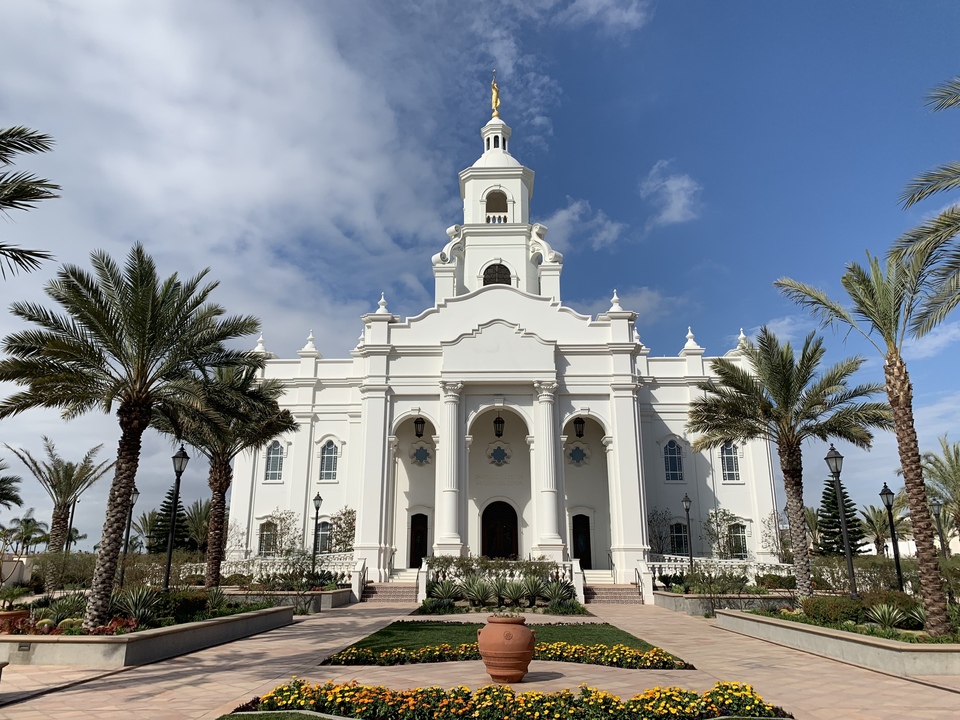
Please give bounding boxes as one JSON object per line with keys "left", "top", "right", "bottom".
{"left": 434, "top": 381, "right": 465, "bottom": 555}
{"left": 534, "top": 381, "right": 564, "bottom": 560}
{"left": 384, "top": 436, "right": 399, "bottom": 573}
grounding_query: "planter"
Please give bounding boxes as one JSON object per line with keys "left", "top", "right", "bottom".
{"left": 0, "top": 610, "right": 29, "bottom": 628}
{"left": 0, "top": 606, "right": 293, "bottom": 667}
{"left": 477, "top": 615, "right": 535, "bottom": 683}
{"left": 716, "top": 609, "right": 960, "bottom": 675}
{"left": 225, "top": 588, "right": 351, "bottom": 613}
{"left": 653, "top": 591, "right": 792, "bottom": 617}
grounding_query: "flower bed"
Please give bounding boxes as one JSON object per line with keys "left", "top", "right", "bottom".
{"left": 326, "top": 641, "right": 690, "bottom": 669}
{"left": 242, "top": 678, "right": 791, "bottom": 719}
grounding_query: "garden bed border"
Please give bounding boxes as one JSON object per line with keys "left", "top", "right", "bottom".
{"left": 653, "top": 591, "right": 792, "bottom": 616}
{"left": 0, "top": 606, "right": 293, "bottom": 667}
{"left": 715, "top": 609, "right": 960, "bottom": 675}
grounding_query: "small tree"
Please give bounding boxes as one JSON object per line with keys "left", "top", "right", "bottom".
{"left": 761, "top": 509, "right": 792, "bottom": 563}
{"left": 817, "top": 476, "right": 867, "bottom": 556}
{"left": 153, "top": 486, "right": 189, "bottom": 553}
{"left": 263, "top": 508, "right": 302, "bottom": 557}
{"left": 701, "top": 508, "right": 745, "bottom": 560}
{"left": 328, "top": 507, "right": 356, "bottom": 552}
{"left": 646, "top": 507, "right": 672, "bottom": 555}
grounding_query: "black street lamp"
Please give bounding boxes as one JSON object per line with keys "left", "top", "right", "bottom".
{"left": 414, "top": 417, "right": 425, "bottom": 438}
{"left": 879, "top": 482, "right": 904, "bottom": 592}
{"left": 825, "top": 444, "right": 857, "bottom": 599}
{"left": 931, "top": 497, "right": 948, "bottom": 560}
{"left": 681, "top": 493, "right": 694, "bottom": 572}
{"left": 311, "top": 493, "right": 324, "bottom": 575}
{"left": 118, "top": 485, "right": 140, "bottom": 588}
{"left": 573, "top": 417, "right": 585, "bottom": 438}
{"left": 162, "top": 446, "right": 190, "bottom": 592}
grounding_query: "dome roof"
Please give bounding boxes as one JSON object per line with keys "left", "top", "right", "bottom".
{"left": 471, "top": 151, "right": 522, "bottom": 168}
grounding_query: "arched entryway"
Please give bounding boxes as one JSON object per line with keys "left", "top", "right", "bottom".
{"left": 409, "top": 513, "right": 429, "bottom": 568}
{"left": 482, "top": 501, "right": 518, "bottom": 559}
{"left": 571, "top": 514, "right": 592, "bottom": 569}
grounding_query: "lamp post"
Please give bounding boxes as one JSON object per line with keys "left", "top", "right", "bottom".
{"left": 311, "top": 493, "right": 324, "bottom": 575}
{"left": 162, "top": 446, "right": 190, "bottom": 592}
{"left": 825, "top": 444, "right": 857, "bottom": 599}
{"left": 118, "top": 486, "right": 140, "bottom": 588}
{"left": 931, "top": 498, "right": 948, "bottom": 559}
{"left": 681, "top": 493, "right": 694, "bottom": 572}
{"left": 879, "top": 483, "right": 904, "bottom": 593}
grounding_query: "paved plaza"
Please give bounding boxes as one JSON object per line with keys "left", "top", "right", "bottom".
{"left": 0, "top": 603, "right": 957, "bottom": 720}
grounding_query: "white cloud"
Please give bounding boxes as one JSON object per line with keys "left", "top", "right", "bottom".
{"left": 539, "top": 197, "right": 628, "bottom": 251}
{"left": 639, "top": 159, "right": 702, "bottom": 230}
{"left": 904, "top": 321, "right": 960, "bottom": 360}
{"left": 557, "top": 0, "right": 654, "bottom": 34}
{"left": 575, "top": 286, "right": 685, "bottom": 325}
{"left": 747, "top": 315, "right": 819, "bottom": 347}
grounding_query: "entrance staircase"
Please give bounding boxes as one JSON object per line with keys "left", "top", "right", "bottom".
{"left": 360, "top": 569, "right": 420, "bottom": 603}
{"left": 581, "top": 569, "right": 643, "bottom": 604}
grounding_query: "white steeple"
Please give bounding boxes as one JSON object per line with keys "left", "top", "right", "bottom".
{"left": 432, "top": 77, "right": 563, "bottom": 304}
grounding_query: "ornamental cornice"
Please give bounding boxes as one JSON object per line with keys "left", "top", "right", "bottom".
{"left": 533, "top": 380, "right": 558, "bottom": 400}
{"left": 440, "top": 381, "right": 465, "bottom": 399}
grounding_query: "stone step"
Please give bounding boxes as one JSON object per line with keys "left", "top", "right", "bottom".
{"left": 583, "top": 584, "right": 644, "bottom": 604}
{"left": 360, "top": 582, "right": 418, "bottom": 603}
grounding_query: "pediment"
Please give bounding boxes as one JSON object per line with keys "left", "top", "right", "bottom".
{"left": 441, "top": 320, "right": 555, "bottom": 380}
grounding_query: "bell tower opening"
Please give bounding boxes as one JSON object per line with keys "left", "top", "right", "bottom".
{"left": 483, "top": 263, "right": 511, "bottom": 286}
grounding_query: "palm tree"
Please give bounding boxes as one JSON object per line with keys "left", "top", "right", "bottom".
{"left": 0, "top": 460, "right": 23, "bottom": 510}
{"left": 921, "top": 435, "right": 960, "bottom": 544}
{"left": 0, "top": 242, "right": 261, "bottom": 630}
{"left": 803, "top": 506, "right": 821, "bottom": 551}
{"left": 6, "top": 437, "right": 113, "bottom": 555}
{"left": 132, "top": 510, "right": 160, "bottom": 554}
{"left": 8, "top": 509, "right": 49, "bottom": 555}
{"left": 777, "top": 252, "right": 952, "bottom": 635}
{"left": 0, "top": 126, "right": 58, "bottom": 278}
{"left": 153, "top": 365, "right": 296, "bottom": 586}
{"left": 687, "top": 327, "right": 891, "bottom": 597}
{"left": 183, "top": 498, "right": 210, "bottom": 555}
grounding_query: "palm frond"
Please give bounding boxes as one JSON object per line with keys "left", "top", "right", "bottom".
{"left": 900, "top": 163, "right": 960, "bottom": 208}
{"left": 0, "top": 243, "right": 54, "bottom": 279}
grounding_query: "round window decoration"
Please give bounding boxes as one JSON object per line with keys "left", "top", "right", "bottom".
{"left": 409, "top": 444, "right": 433, "bottom": 467}
{"left": 569, "top": 447, "right": 587, "bottom": 465}
{"left": 490, "top": 445, "right": 509, "bottom": 466}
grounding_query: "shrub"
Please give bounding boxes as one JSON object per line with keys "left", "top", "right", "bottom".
{"left": 116, "top": 586, "right": 160, "bottom": 626}
{"left": 223, "top": 573, "right": 252, "bottom": 586}
{"left": 542, "top": 579, "right": 575, "bottom": 603}
{"left": 40, "top": 592, "right": 87, "bottom": 625}
{"left": 182, "top": 574, "right": 205, "bottom": 586}
{"left": 545, "top": 599, "right": 588, "bottom": 615}
{"left": 756, "top": 573, "right": 796, "bottom": 590}
{"left": 155, "top": 589, "right": 209, "bottom": 623}
{"left": 658, "top": 573, "right": 686, "bottom": 589}
{"left": 702, "top": 681, "right": 778, "bottom": 718}
{"left": 503, "top": 580, "right": 526, "bottom": 607}
{"left": 906, "top": 604, "right": 926, "bottom": 630}
{"left": 428, "top": 579, "right": 461, "bottom": 601}
{"left": 801, "top": 595, "right": 863, "bottom": 624}
{"left": 490, "top": 576, "right": 509, "bottom": 606}
{"left": 521, "top": 576, "right": 546, "bottom": 607}
{"left": 415, "top": 598, "right": 459, "bottom": 615}
{"left": 461, "top": 576, "right": 495, "bottom": 607}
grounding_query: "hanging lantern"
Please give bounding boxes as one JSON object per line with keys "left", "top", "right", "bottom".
{"left": 573, "top": 416, "right": 585, "bottom": 438}
{"left": 414, "top": 417, "right": 425, "bottom": 438}
{"left": 494, "top": 411, "right": 505, "bottom": 438}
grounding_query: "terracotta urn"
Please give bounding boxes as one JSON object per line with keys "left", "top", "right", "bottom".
{"left": 477, "top": 615, "right": 536, "bottom": 683}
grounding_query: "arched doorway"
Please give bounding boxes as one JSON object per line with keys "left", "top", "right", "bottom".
{"left": 409, "top": 513, "right": 428, "bottom": 568}
{"left": 572, "top": 514, "right": 592, "bottom": 569}
{"left": 482, "top": 502, "right": 518, "bottom": 559}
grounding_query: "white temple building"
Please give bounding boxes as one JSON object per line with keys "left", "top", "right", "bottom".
{"left": 228, "top": 93, "right": 780, "bottom": 599}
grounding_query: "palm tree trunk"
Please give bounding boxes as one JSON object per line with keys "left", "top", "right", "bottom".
{"left": 83, "top": 402, "right": 151, "bottom": 631}
{"left": 204, "top": 462, "right": 232, "bottom": 588}
{"left": 44, "top": 504, "right": 71, "bottom": 593}
{"left": 779, "top": 443, "right": 814, "bottom": 597}
{"left": 885, "top": 353, "right": 950, "bottom": 636}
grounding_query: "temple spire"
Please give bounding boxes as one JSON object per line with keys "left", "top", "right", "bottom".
{"left": 491, "top": 70, "right": 501, "bottom": 118}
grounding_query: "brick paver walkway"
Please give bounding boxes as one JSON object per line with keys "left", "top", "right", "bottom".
{"left": 0, "top": 603, "right": 956, "bottom": 719}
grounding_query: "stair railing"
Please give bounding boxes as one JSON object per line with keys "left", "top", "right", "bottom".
{"left": 634, "top": 567, "right": 644, "bottom": 603}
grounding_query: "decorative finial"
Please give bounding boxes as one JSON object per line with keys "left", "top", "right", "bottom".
{"left": 355, "top": 327, "right": 365, "bottom": 349}
{"left": 376, "top": 292, "right": 390, "bottom": 314}
{"left": 253, "top": 333, "right": 266, "bottom": 353}
{"left": 491, "top": 70, "right": 501, "bottom": 118}
{"left": 633, "top": 327, "right": 643, "bottom": 346}
{"left": 684, "top": 326, "right": 701, "bottom": 350}
{"left": 609, "top": 289, "right": 622, "bottom": 312}
{"left": 737, "top": 328, "right": 748, "bottom": 349}
{"left": 300, "top": 330, "right": 316, "bottom": 353}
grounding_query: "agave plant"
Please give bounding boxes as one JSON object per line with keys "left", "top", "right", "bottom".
{"left": 206, "top": 587, "right": 227, "bottom": 612}
{"left": 40, "top": 592, "right": 87, "bottom": 625}
{"left": 543, "top": 580, "right": 575, "bottom": 603}
{"left": 460, "top": 576, "right": 495, "bottom": 607}
{"left": 116, "top": 586, "right": 160, "bottom": 627}
{"left": 489, "top": 576, "right": 509, "bottom": 606}
{"left": 503, "top": 580, "right": 526, "bottom": 607}
{"left": 428, "top": 578, "right": 461, "bottom": 601}
{"left": 865, "top": 603, "right": 906, "bottom": 630}
{"left": 906, "top": 604, "right": 926, "bottom": 630}
{"left": 521, "top": 576, "right": 546, "bottom": 607}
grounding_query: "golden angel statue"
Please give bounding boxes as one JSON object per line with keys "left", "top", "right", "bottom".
{"left": 491, "top": 72, "right": 501, "bottom": 118}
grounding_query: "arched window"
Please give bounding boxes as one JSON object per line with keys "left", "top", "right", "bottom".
{"left": 258, "top": 521, "right": 277, "bottom": 556}
{"left": 317, "top": 520, "right": 331, "bottom": 553}
{"left": 669, "top": 522, "right": 689, "bottom": 555}
{"left": 483, "top": 263, "right": 511, "bottom": 286}
{"left": 493, "top": 135, "right": 500, "bottom": 148}
{"left": 729, "top": 523, "right": 748, "bottom": 559}
{"left": 264, "top": 441, "right": 283, "bottom": 482}
{"left": 319, "top": 440, "right": 338, "bottom": 482}
{"left": 486, "top": 137, "right": 490, "bottom": 150}
{"left": 485, "top": 191, "right": 508, "bottom": 214}
{"left": 720, "top": 442, "right": 740, "bottom": 483}
{"left": 664, "top": 440, "right": 683, "bottom": 482}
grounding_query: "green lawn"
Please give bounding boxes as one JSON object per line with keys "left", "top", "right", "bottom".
{"left": 346, "top": 621, "right": 656, "bottom": 653}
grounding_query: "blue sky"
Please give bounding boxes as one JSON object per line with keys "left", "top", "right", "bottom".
{"left": 2, "top": 1, "right": 960, "bottom": 546}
